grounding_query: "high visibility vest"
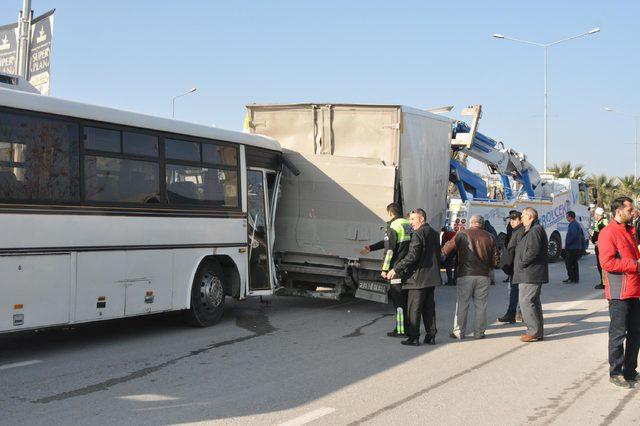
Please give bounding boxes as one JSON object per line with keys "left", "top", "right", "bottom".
{"left": 390, "top": 218, "right": 412, "bottom": 243}
{"left": 382, "top": 218, "right": 412, "bottom": 271}
{"left": 594, "top": 218, "right": 608, "bottom": 232}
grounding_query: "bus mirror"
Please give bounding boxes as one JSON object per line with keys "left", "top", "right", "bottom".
{"left": 281, "top": 155, "right": 301, "bottom": 176}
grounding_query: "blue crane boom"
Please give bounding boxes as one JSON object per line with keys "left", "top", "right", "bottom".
{"left": 449, "top": 105, "right": 540, "bottom": 200}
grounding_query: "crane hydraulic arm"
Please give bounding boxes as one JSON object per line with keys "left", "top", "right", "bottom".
{"left": 450, "top": 105, "right": 541, "bottom": 199}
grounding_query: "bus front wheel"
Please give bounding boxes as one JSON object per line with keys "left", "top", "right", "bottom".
{"left": 185, "top": 260, "right": 226, "bottom": 327}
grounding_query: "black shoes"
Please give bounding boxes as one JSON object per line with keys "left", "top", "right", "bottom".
{"left": 563, "top": 279, "right": 579, "bottom": 284}
{"left": 387, "top": 330, "right": 406, "bottom": 338}
{"left": 401, "top": 337, "right": 420, "bottom": 346}
{"left": 595, "top": 284, "right": 605, "bottom": 289}
{"left": 424, "top": 335, "right": 436, "bottom": 345}
{"left": 624, "top": 371, "right": 639, "bottom": 382}
{"left": 497, "top": 315, "right": 516, "bottom": 323}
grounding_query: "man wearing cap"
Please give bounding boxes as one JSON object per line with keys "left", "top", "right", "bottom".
{"left": 591, "top": 207, "right": 608, "bottom": 290}
{"left": 498, "top": 210, "right": 525, "bottom": 323}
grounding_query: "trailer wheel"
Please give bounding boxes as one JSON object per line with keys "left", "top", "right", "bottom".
{"left": 184, "top": 260, "right": 226, "bottom": 327}
{"left": 548, "top": 233, "right": 562, "bottom": 263}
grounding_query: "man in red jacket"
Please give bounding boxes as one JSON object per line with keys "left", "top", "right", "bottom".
{"left": 598, "top": 196, "right": 640, "bottom": 388}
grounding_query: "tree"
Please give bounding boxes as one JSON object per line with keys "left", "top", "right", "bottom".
{"left": 586, "top": 174, "right": 617, "bottom": 208}
{"left": 548, "top": 161, "right": 587, "bottom": 180}
{"left": 615, "top": 175, "right": 640, "bottom": 201}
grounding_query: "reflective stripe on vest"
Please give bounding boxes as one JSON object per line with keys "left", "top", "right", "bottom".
{"left": 594, "top": 218, "right": 608, "bottom": 231}
{"left": 390, "top": 218, "right": 412, "bottom": 243}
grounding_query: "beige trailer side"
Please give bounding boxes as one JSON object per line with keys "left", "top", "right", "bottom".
{"left": 245, "top": 103, "right": 451, "bottom": 300}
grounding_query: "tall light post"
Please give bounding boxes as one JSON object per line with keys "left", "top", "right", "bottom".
{"left": 605, "top": 107, "right": 640, "bottom": 178}
{"left": 493, "top": 28, "right": 600, "bottom": 172}
{"left": 172, "top": 87, "right": 197, "bottom": 118}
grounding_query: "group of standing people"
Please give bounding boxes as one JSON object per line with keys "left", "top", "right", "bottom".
{"left": 362, "top": 198, "right": 640, "bottom": 389}
{"left": 361, "top": 203, "right": 549, "bottom": 346}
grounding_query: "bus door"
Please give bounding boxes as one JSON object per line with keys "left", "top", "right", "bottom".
{"left": 247, "top": 168, "right": 280, "bottom": 294}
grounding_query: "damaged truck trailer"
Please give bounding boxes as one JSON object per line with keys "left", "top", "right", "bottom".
{"left": 245, "top": 103, "right": 451, "bottom": 302}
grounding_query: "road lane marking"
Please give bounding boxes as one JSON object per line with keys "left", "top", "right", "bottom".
{"left": 118, "top": 394, "right": 179, "bottom": 402}
{"left": 279, "top": 407, "right": 336, "bottom": 426}
{"left": 0, "top": 360, "right": 41, "bottom": 370}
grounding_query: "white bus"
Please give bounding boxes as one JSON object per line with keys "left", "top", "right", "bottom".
{"left": 0, "top": 83, "right": 285, "bottom": 333}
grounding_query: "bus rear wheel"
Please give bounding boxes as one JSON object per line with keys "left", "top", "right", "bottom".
{"left": 548, "top": 233, "right": 562, "bottom": 263}
{"left": 185, "top": 260, "right": 226, "bottom": 327}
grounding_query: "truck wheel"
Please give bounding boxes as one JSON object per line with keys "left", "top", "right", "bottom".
{"left": 184, "top": 260, "right": 226, "bottom": 327}
{"left": 548, "top": 233, "right": 562, "bottom": 263}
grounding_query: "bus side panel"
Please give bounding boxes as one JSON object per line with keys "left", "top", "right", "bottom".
{"left": 124, "top": 250, "right": 173, "bottom": 316}
{"left": 75, "top": 251, "right": 126, "bottom": 322}
{"left": 0, "top": 254, "right": 71, "bottom": 332}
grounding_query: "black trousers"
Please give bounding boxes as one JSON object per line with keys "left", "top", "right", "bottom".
{"left": 406, "top": 287, "right": 437, "bottom": 339}
{"left": 445, "top": 254, "right": 457, "bottom": 286}
{"left": 564, "top": 249, "right": 581, "bottom": 282}
{"left": 609, "top": 299, "right": 640, "bottom": 378}
{"left": 595, "top": 246, "right": 603, "bottom": 285}
{"left": 389, "top": 283, "right": 408, "bottom": 331}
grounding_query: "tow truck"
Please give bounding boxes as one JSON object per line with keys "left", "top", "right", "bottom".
{"left": 448, "top": 105, "right": 591, "bottom": 261}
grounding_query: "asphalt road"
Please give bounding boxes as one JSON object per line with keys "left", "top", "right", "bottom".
{"left": 1, "top": 254, "right": 639, "bottom": 425}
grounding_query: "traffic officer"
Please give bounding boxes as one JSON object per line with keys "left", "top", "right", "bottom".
{"left": 361, "top": 203, "right": 412, "bottom": 337}
{"left": 591, "top": 207, "right": 608, "bottom": 289}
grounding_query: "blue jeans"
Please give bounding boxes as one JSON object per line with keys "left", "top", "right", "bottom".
{"left": 506, "top": 281, "right": 519, "bottom": 317}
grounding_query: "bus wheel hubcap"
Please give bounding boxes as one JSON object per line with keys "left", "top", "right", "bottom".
{"left": 200, "top": 272, "right": 223, "bottom": 310}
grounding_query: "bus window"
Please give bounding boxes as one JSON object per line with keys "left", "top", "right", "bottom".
{"left": 165, "top": 165, "right": 238, "bottom": 207}
{"left": 83, "top": 156, "right": 160, "bottom": 203}
{"left": 123, "top": 132, "right": 158, "bottom": 157}
{"left": 84, "top": 127, "right": 120, "bottom": 153}
{"left": 202, "top": 143, "right": 237, "bottom": 166}
{"left": 0, "top": 111, "right": 79, "bottom": 202}
{"left": 165, "top": 138, "right": 200, "bottom": 162}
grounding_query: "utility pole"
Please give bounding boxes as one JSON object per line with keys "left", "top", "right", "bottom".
{"left": 16, "top": 0, "right": 32, "bottom": 79}
{"left": 493, "top": 28, "right": 600, "bottom": 172}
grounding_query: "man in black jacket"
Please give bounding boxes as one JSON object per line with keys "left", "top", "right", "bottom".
{"left": 498, "top": 211, "right": 525, "bottom": 323}
{"left": 386, "top": 208, "right": 443, "bottom": 346}
{"left": 513, "top": 207, "right": 549, "bottom": 342}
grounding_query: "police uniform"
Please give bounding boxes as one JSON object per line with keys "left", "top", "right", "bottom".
{"left": 368, "top": 217, "right": 412, "bottom": 334}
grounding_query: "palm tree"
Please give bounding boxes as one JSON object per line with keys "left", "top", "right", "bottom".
{"left": 586, "top": 174, "right": 617, "bottom": 208}
{"left": 616, "top": 175, "right": 640, "bottom": 201}
{"left": 548, "top": 161, "right": 587, "bottom": 180}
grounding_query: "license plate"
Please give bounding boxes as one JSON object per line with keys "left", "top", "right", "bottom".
{"left": 358, "top": 281, "right": 388, "bottom": 294}
{"left": 355, "top": 281, "right": 390, "bottom": 303}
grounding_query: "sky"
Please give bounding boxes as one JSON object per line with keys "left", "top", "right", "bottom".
{"left": 2, "top": 1, "right": 638, "bottom": 176}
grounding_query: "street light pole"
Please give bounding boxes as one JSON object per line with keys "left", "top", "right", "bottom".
{"left": 171, "top": 87, "right": 197, "bottom": 118}
{"left": 493, "top": 28, "right": 600, "bottom": 172}
{"left": 544, "top": 46, "right": 548, "bottom": 173}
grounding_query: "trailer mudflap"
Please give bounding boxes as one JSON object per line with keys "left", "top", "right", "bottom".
{"left": 355, "top": 281, "right": 389, "bottom": 304}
